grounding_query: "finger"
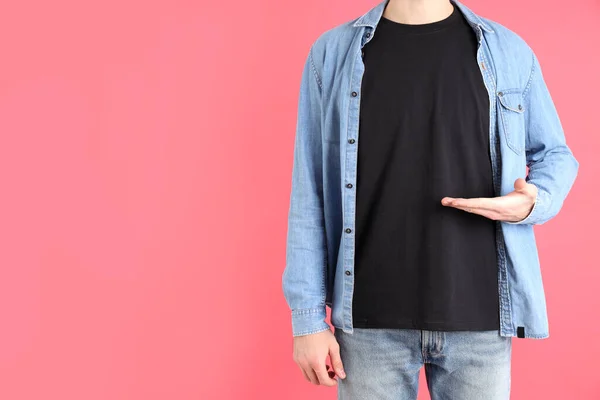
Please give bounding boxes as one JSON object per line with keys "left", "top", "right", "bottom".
{"left": 313, "top": 362, "right": 337, "bottom": 386}
{"left": 329, "top": 344, "right": 346, "bottom": 379}
{"left": 300, "top": 366, "right": 311, "bottom": 383}
{"left": 302, "top": 364, "right": 319, "bottom": 385}
{"left": 513, "top": 179, "right": 539, "bottom": 200}
{"left": 451, "top": 206, "right": 504, "bottom": 220}
{"left": 442, "top": 197, "right": 500, "bottom": 211}
{"left": 513, "top": 177, "right": 528, "bottom": 191}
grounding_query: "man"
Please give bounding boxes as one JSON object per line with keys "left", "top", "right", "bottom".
{"left": 282, "top": 0, "right": 579, "bottom": 398}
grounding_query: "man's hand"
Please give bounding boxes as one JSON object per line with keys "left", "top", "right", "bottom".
{"left": 441, "top": 178, "right": 537, "bottom": 222}
{"left": 293, "top": 328, "right": 346, "bottom": 386}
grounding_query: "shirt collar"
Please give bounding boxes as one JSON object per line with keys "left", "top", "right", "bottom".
{"left": 353, "top": 0, "right": 495, "bottom": 34}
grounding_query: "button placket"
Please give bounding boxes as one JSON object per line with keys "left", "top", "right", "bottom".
{"left": 341, "top": 30, "right": 370, "bottom": 332}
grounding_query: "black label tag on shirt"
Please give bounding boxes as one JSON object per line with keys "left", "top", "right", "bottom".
{"left": 517, "top": 326, "right": 525, "bottom": 338}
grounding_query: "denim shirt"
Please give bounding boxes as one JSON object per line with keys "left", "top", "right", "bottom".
{"left": 282, "top": 0, "right": 579, "bottom": 339}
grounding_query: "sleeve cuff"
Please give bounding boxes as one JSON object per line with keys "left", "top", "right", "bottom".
{"left": 505, "top": 186, "right": 550, "bottom": 225}
{"left": 291, "top": 307, "right": 330, "bottom": 337}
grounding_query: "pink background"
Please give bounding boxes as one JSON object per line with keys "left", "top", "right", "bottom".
{"left": 0, "top": 0, "right": 597, "bottom": 399}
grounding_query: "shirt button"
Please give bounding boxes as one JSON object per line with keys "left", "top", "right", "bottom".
{"left": 348, "top": 138, "right": 355, "bottom": 144}
{"left": 345, "top": 270, "right": 352, "bottom": 276}
{"left": 346, "top": 183, "right": 353, "bottom": 188}
{"left": 518, "top": 104, "right": 523, "bottom": 110}
{"left": 498, "top": 91, "right": 503, "bottom": 96}
{"left": 351, "top": 91, "right": 358, "bottom": 97}
{"left": 345, "top": 228, "right": 352, "bottom": 233}
{"left": 365, "top": 32, "right": 371, "bottom": 38}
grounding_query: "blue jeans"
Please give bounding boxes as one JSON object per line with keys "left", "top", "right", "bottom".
{"left": 334, "top": 327, "right": 512, "bottom": 400}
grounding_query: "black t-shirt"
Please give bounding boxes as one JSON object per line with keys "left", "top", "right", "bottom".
{"left": 352, "top": 4, "right": 500, "bottom": 331}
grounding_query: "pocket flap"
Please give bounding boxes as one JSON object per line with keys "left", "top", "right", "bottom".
{"left": 498, "top": 91, "right": 525, "bottom": 113}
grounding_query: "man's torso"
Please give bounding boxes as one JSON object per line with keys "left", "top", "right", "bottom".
{"left": 352, "top": 4, "right": 499, "bottom": 330}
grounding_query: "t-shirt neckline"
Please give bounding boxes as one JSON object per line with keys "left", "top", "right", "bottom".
{"left": 378, "top": 4, "right": 461, "bottom": 35}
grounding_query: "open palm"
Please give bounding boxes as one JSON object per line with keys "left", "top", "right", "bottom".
{"left": 441, "top": 178, "right": 537, "bottom": 222}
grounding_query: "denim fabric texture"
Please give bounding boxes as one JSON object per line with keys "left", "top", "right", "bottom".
{"left": 282, "top": 0, "right": 579, "bottom": 339}
{"left": 334, "top": 327, "right": 512, "bottom": 400}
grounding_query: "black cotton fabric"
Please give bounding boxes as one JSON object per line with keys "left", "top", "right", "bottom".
{"left": 352, "top": 4, "right": 500, "bottom": 331}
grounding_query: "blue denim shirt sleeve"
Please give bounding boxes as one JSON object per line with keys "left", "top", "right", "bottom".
{"left": 506, "top": 50, "right": 579, "bottom": 225}
{"left": 281, "top": 43, "right": 331, "bottom": 337}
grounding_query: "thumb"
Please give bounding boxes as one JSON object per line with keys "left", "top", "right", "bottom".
{"left": 330, "top": 343, "right": 346, "bottom": 379}
{"left": 513, "top": 177, "right": 528, "bottom": 192}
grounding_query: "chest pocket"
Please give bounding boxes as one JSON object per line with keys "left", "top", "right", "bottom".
{"left": 497, "top": 89, "right": 526, "bottom": 155}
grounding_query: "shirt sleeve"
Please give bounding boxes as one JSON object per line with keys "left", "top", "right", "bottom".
{"left": 281, "top": 43, "right": 331, "bottom": 337}
{"left": 505, "top": 49, "right": 579, "bottom": 225}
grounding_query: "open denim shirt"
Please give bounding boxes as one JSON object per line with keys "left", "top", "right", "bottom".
{"left": 282, "top": 0, "right": 579, "bottom": 339}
